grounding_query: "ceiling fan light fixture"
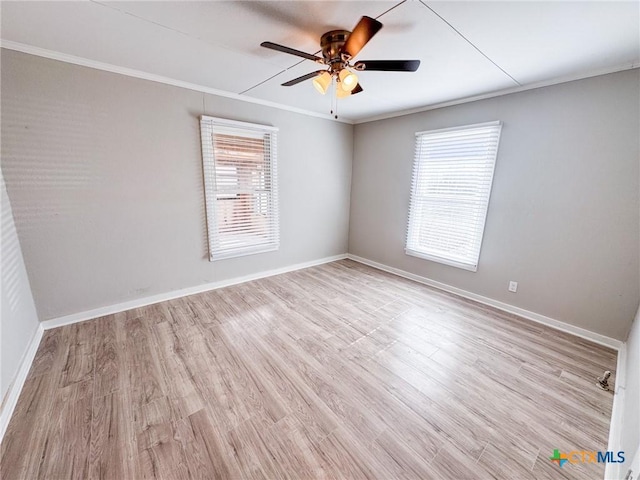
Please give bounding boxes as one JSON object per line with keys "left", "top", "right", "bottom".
{"left": 313, "top": 71, "right": 332, "bottom": 94}
{"left": 263, "top": 15, "right": 421, "bottom": 104}
{"left": 338, "top": 69, "right": 358, "bottom": 92}
{"left": 336, "top": 86, "right": 351, "bottom": 99}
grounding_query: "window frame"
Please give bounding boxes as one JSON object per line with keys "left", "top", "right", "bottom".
{"left": 405, "top": 120, "right": 502, "bottom": 272}
{"left": 199, "top": 115, "right": 279, "bottom": 262}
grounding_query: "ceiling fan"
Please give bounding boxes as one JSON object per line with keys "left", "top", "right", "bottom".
{"left": 260, "top": 16, "right": 420, "bottom": 100}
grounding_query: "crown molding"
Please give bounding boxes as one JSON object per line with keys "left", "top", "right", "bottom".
{"left": 355, "top": 61, "right": 640, "bottom": 124}
{"left": 2, "top": 40, "right": 637, "bottom": 127}
{"left": 0, "top": 40, "right": 355, "bottom": 125}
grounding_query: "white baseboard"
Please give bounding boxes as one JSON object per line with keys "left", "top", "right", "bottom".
{"left": 605, "top": 342, "right": 627, "bottom": 480}
{"left": 346, "top": 254, "right": 622, "bottom": 351}
{"left": 0, "top": 323, "right": 44, "bottom": 443}
{"left": 41, "top": 254, "right": 348, "bottom": 330}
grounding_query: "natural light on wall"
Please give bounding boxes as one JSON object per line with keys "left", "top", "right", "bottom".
{"left": 406, "top": 121, "right": 502, "bottom": 272}
{"left": 200, "top": 116, "right": 279, "bottom": 261}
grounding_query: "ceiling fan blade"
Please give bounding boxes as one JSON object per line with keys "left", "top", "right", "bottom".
{"left": 281, "top": 70, "right": 325, "bottom": 86}
{"left": 355, "top": 60, "right": 421, "bottom": 72}
{"left": 261, "top": 41, "right": 323, "bottom": 62}
{"left": 352, "top": 83, "right": 363, "bottom": 95}
{"left": 342, "top": 16, "right": 383, "bottom": 58}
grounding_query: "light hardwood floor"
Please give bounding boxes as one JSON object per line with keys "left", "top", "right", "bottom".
{"left": 1, "top": 260, "right": 616, "bottom": 479}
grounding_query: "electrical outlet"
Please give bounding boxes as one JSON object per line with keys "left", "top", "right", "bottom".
{"left": 508, "top": 281, "right": 518, "bottom": 293}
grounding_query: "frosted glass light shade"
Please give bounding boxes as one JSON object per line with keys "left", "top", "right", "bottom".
{"left": 339, "top": 69, "right": 358, "bottom": 92}
{"left": 336, "top": 87, "right": 351, "bottom": 98}
{"left": 313, "top": 72, "right": 332, "bottom": 95}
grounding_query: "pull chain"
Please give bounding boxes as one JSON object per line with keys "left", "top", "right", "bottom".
{"left": 329, "top": 77, "right": 339, "bottom": 119}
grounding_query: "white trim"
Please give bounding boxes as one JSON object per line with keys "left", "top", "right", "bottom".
{"left": 625, "top": 446, "right": 640, "bottom": 480}
{"left": 3, "top": 40, "right": 637, "bottom": 127}
{"left": 406, "top": 249, "right": 478, "bottom": 272}
{"left": 199, "top": 116, "right": 280, "bottom": 262}
{"left": 201, "top": 115, "right": 279, "bottom": 133}
{"left": 357, "top": 63, "right": 640, "bottom": 124}
{"left": 41, "top": 254, "right": 347, "bottom": 330}
{"left": 406, "top": 121, "right": 502, "bottom": 275}
{"left": 415, "top": 120, "right": 502, "bottom": 137}
{"left": 605, "top": 342, "right": 627, "bottom": 480}
{"left": 0, "top": 323, "right": 44, "bottom": 443}
{"left": 346, "top": 253, "right": 622, "bottom": 350}
{"left": 0, "top": 41, "right": 353, "bottom": 125}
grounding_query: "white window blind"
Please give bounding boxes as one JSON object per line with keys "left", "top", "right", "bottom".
{"left": 200, "top": 116, "right": 279, "bottom": 261}
{"left": 406, "top": 121, "right": 502, "bottom": 272}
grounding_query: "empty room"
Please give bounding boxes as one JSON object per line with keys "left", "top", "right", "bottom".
{"left": 1, "top": 1, "right": 639, "bottom": 479}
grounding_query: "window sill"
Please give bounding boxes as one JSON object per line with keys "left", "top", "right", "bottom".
{"left": 405, "top": 249, "right": 478, "bottom": 272}
{"left": 210, "top": 244, "right": 279, "bottom": 262}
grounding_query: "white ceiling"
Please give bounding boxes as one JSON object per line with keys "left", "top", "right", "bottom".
{"left": 2, "top": 1, "right": 638, "bottom": 122}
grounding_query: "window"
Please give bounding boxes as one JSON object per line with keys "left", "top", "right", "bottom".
{"left": 200, "top": 116, "right": 279, "bottom": 261}
{"left": 406, "top": 121, "right": 502, "bottom": 272}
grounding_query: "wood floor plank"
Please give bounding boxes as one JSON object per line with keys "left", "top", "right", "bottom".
{"left": 41, "top": 379, "right": 94, "bottom": 479}
{"left": 93, "top": 315, "right": 121, "bottom": 398}
{"left": 1, "top": 326, "right": 70, "bottom": 479}
{"left": 371, "top": 427, "right": 439, "bottom": 480}
{"left": 1, "top": 259, "right": 617, "bottom": 479}
{"left": 175, "top": 408, "right": 243, "bottom": 479}
{"left": 477, "top": 438, "right": 539, "bottom": 480}
{"left": 89, "top": 391, "right": 137, "bottom": 480}
{"left": 254, "top": 329, "right": 388, "bottom": 443}
{"left": 231, "top": 332, "right": 340, "bottom": 445}
{"left": 225, "top": 415, "right": 283, "bottom": 480}
{"left": 149, "top": 321, "right": 205, "bottom": 421}
{"left": 142, "top": 434, "right": 190, "bottom": 480}
{"left": 429, "top": 440, "right": 495, "bottom": 480}
{"left": 316, "top": 428, "right": 384, "bottom": 480}
{"left": 1, "top": 374, "right": 59, "bottom": 478}
{"left": 61, "top": 321, "right": 96, "bottom": 387}
{"left": 123, "top": 316, "right": 167, "bottom": 408}
{"left": 24, "top": 328, "right": 63, "bottom": 379}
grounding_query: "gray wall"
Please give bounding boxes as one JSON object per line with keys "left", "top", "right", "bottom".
{"left": 1, "top": 49, "right": 353, "bottom": 320}
{"left": 350, "top": 69, "right": 640, "bottom": 340}
{"left": 1, "top": 170, "right": 39, "bottom": 404}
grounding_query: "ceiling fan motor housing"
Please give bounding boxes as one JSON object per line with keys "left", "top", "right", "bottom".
{"left": 321, "top": 30, "right": 351, "bottom": 71}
